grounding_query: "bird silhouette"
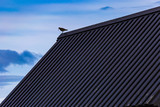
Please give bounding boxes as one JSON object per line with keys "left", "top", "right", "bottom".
{"left": 58, "top": 27, "right": 68, "bottom": 33}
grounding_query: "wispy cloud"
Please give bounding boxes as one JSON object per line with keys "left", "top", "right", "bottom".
{"left": 0, "top": 75, "right": 23, "bottom": 86}
{"left": 0, "top": 75, "right": 23, "bottom": 82}
{"left": 0, "top": 81, "right": 19, "bottom": 104}
{"left": 0, "top": 1, "right": 158, "bottom": 55}
{"left": 26, "top": 3, "right": 104, "bottom": 13}
{"left": 0, "top": 3, "right": 105, "bottom": 14}
{"left": 0, "top": 0, "right": 94, "bottom": 6}
{"left": 0, "top": 0, "right": 159, "bottom": 14}
{"left": 100, "top": 6, "right": 113, "bottom": 10}
{"left": 156, "top": 1, "right": 160, "bottom": 3}
{"left": 0, "top": 82, "right": 9, "bottom": 87}
{"left": 0, "top": 50, "right": 40, "bottom": 72}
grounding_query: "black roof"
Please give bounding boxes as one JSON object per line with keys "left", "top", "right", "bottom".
{"left": 1, "top": 6, "right": 160, "bottom": 107}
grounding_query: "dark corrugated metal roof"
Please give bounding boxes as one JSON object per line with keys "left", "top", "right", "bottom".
{"left": 1, "top": 6, "right": 160, "bottom": 107}
{"left": 126, "top": 104, "right": 158, "bottom": 107}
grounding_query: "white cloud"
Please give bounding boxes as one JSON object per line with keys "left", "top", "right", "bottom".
{"left": 1, "top": 56, "right": 41, "bottom": 76}
{"left": 0, "top": 0, "right": 158, "bottom": 55}
{"left": 0, "top": 13, "right": 114, "bottom": 54}
{"left": 0, "top": 14, "right": 60, "bottom": 54}
{"left": 0, "top": 14, "right": 61, "bottom": 32}
{"left": 0, "top": 82, "right": 19, "bottom": 104}
{"left": 19, "top": 0, "right": 159, "bottom": 13}
{"left": 0, "top": 55, "right": 41, "bottom": 104}
{"left": 26, "top": 3, "right": 105, "bottom": 12}
{"left": 0, "top": 34, "right": 58, "bottom": 54}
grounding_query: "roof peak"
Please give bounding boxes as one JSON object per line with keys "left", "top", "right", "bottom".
{"left": 58, "top": 6, "right": 160, "bottom": 39}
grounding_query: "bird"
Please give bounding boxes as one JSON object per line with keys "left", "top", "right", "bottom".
{"left": 58, "top": 27, "right": 68, "bottom": 33}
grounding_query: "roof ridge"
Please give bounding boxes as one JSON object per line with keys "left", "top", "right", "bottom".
{"left": 58, "top": 6, "right": 160, "bottom": 39}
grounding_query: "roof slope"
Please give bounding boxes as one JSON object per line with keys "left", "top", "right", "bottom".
{"left": 1, "top": 7, "right": 160, "bottom": 107}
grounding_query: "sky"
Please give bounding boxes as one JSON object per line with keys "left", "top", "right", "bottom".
{"left": 0, "top": 0, "right": 159, "bottom": 103}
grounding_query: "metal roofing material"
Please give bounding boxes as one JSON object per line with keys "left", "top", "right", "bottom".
{"left": 1, "top": 7, "right": 160, "bottom": 107}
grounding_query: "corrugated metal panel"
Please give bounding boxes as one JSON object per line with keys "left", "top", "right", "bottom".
{"left": 1, "top": 7, "right": 160, "bottom": 107}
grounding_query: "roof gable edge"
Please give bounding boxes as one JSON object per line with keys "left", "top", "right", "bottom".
{"left": 58, "top": 6, "right": 160, "bottom": 39}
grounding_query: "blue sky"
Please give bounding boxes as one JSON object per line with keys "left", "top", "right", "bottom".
{"left": 0, "top": 0, "right": 159, "bottom": 103}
